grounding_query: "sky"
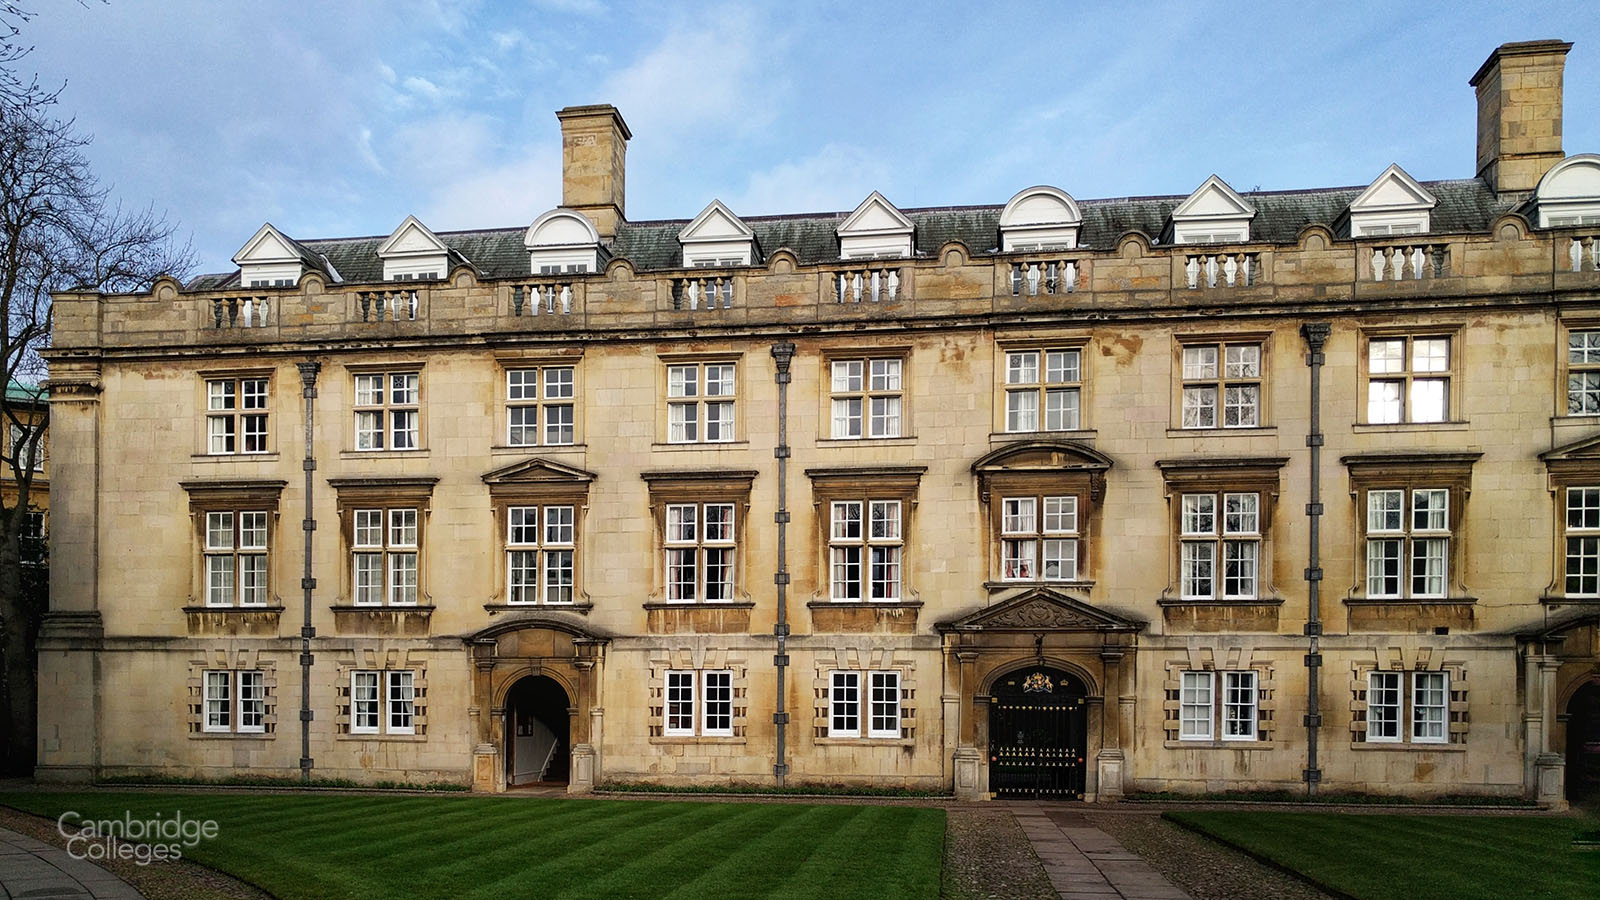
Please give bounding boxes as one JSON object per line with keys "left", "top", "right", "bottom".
{"left": 19, "top": 0, "right": 1600, "bottom": 276}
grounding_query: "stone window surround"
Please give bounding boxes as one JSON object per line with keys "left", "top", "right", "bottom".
{"left": 1355, "top": 323, "right": 1465, "bottom": 427}
{"left": 640, "top": 470, "right": 757, "bottom": 607}
{"left": 657, "top": 351, "right": 742, "bottom": 447}
{"left": 1340, "top": 452, "right": 1479, "bottom": 604}
{"left": 994, "top": 335, "right": 1092, "bottom": 437}
{"left": 342, "top": 361, "right": 426, "bottom": 456}
{"left": 816, "top": 344, "right": 914, "bottom": 444}
{"left": 187, "top": 649, "right": 277, "bottom": 739}
{"left": 493, "top": 348, "right": 585, "bottom": 451}
{"left": 1155, "top": 457, "right": 1287, "bottom": 607}
{"left": 197, "top": 367, "right": 274, "bottom": 458}
{"left": 647, "top": 647, "right": 748, "bottom": 743}
{"left": 179, "top": 479, "right": 287, "bottom": 612}
{"left": 1161, "top": 655, "right": 1276, "bottom": 748}
{"left": 327, "top": 477, "right": 438, "bottom": 610}
{"left": 1170, "top": 331, "right": 1271, "bottom": 433}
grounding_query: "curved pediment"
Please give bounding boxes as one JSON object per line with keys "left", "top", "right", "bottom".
{"left": 463, "top": 610, "right": 613, "bottom": 644}
{"left": 972, "top": 439, "right": 1114, "bottom": 475}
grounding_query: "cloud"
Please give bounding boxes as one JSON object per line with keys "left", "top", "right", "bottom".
{"left": 729, "top": 144, "right": 895, "bottom": 217}
{"left": 420, "top": 144, "right": 563, "bottom": 230}
{"left": 598, "top": 7, "right": 778, "bottom": 142}
{"left": 530, "top": 0, "right": 605, "bottom": 14}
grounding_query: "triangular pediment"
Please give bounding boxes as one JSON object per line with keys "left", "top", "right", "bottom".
{"left": 838, "top": 191, "right": 914, "bottom": 236}
{"left": 1540, "top": 432, "right": 1600, "bottom": 463}
{"left": 1171, "top": 175, "right": 1256, "bottom": 221}
{"left": 679, "top": 200, "right": 754, "bottom": 243}
{"left": 940, "top": 588, "right": 1144, "bottom": 633}
{"left": 1350, "top": 164, "right": 1437, "bottom": 212}
{"left": 482, "top": 457, "right": 597, "bottom": 486}
{"left": 378, "top": 215, "right": 449, "bottom": 258}
{"left": 233, "top": 223, "right": 303, "bottom": 265}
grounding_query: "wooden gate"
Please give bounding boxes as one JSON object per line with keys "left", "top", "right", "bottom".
{"left": 988, "top": 667, "right": 1088, "bottom": 800}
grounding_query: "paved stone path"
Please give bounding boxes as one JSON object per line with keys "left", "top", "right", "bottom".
{"left": 0, "top": 826, "right": 145, "bottom": 899}
{"left": 1011, "top": 803, "right": 1193, "bottom": 900}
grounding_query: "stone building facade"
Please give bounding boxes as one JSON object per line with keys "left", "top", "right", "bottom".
{"left": 35, "top": 40, "right": 1600, "bottom": 806}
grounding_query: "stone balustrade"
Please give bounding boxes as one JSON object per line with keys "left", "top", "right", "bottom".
{"left": 1568, "top": 235, "right": 1600, "bottom": 273}
{"left": 357, "top": 289, "right": 421, "bottom": 323}
{"left": 61, "top": 226, "right": 1600, "bottom": 351}
{"left": 208, "top": 295, "right": 271, "bottom": 328}
{"left": 1008, "top": 258, "right": 1081, "bottom": 296}
{"left": 1183, "top": 251, "right": 1257, "bottom": 289}
{"left": 513, "top": 281, "right": 578, "bottom": 317}
{"left": 833, "top": 265, "right": 904, "bottom": 303}
{"left": 670, "top": 274, "right": 735, "bottom": 310}
{"left": 1366, "top": 243, "right": 1448, "bottom": 281}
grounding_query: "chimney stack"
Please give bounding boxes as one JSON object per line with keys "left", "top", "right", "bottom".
{"left": 556, "top": 104, "right": 631, "bottom": 239}
{"left": 1470, "top": 39, "right": 1572, "bottom": 194}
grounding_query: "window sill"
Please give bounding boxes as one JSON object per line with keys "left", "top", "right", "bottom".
{"left": 339, "top": 449, "right": 430, "bottom": 459}
{"left": 642, "top": 601, "right": 757, "bottom": 609}
{"left": 188, "top": 733, "right": 275, "bottom": 741}
{"left": 985, "top": 580, "right": 1094, "bottom": 594}
{"left": 644, "top": 601, "right": 755, "bottom": 634}
{"left": 1350, "top": 741, "right": 1465, "bottom": 752}
{"left": 814, "top": 436, "right": 919, "bottom": 447}
{"left": 648, "top": 736, "right": 747, "bottom": 745}
{"left": 1351, "top": 421, "right": 1469, "bottom": 433}
{"left": 1552, "top": 414, "right": 1600, "bottom": 427}
{"left": 989, "top": 430, "right": 1096, "bottom": 445}
{"left": 1538, "top": 595, "right": 1600, "bottom": 606}
{"left": 330, "top": 605, "right": 434, "bottom": 636}
{"left": 190, "top": 453, "right": 281, "bottom": 463}
{"left": 338, "top": 733, "right": 428, "bottom": 743}
{"left": 1164, "top": 740, "right": 1276, "bottom": 750}
{"left": 183, "top": 606, "right": 284, "bottom": 637}
{"left": 491, "top": 444, "right": 587, "bottom": 455}
{"left": 484, "top": 602, "right": 593, "bottom": 615}
{"left": 650, "top": 441, "right": 750, "bottom": 451}
{"left": 813, "top": 737, "right": 914, "bottom": 748}
{"left": 1157, "top": 597, "right": 1283, "bottom": 607}
{"left": 1164, "top": 426, "right": 1277, "bottom": 438}
{"left": 1344, "top": 597, "right": 1476, "bottom": 606}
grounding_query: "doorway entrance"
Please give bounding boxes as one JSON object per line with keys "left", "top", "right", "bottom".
{"left": 505, "top": 676, "right": 570, "bottom": 787}
{"left": 1567, "top": 681, "right": 1600, "bottom": 804}
{"left": 988, "top": 666, "right": 1089, "bottom": 800}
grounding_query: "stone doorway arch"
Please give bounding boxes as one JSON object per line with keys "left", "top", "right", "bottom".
{"left": 506, "top": 675, "right": 571, "bottom": 787}
{"left": 1567, "top": 680, "right": 1600, "bottom": 804}
{"left": 465, "top": 613, "right": 609, "bottom": 793}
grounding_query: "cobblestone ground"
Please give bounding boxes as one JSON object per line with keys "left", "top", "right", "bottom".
{"left": 0, "top": 806, "right": 271, "bottom": 900}
{"left": 1084, "top": 810, "right": 1337, "bottom": 900}
{"left": 942, "top": 806, "right": 1058, "bottom": 900}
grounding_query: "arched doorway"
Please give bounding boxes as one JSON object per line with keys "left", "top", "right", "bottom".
{"left": 988, "top": 666, "right": 1089, "bottom": 800}
{"left": 1567, "top": 681, "right": 1600, "bottom": 804}
{"left": 505, "top": 676, "right": 571, "bottom": 787}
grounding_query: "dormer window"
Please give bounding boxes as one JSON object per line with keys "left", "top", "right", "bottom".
{"left": 378, "top": 215, "right": 451, "bottom": 282}
{"left": 525, "top": 209, "right": 606, "bottom": 275}
{"left": 999, "top": 186, "right": 1082, "bottom": 252}
{"left": 837, "top": 192, "right": 914, "bottom": 260}
{"left": 1533, "top": 155, "right": 1600, "bottom": 227}
{"left": 1168, "top": 176, "right": 1255, "bottom": 245}
{"left": 679, "top": 200, "right": 756, "bottom": 267}
{"left": 1347, "top": 164, "right": 1437, "bottom": 237}
{"left": 233, "top": 223, "right": 308, "bottom": 288}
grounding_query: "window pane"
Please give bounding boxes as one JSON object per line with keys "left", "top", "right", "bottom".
{"left": 1367, "top": 672, "right": 1401, "bottom": 741}
{"left": 1222, "top": 671, "right": 1257, "bottom": 739}
{"left": 1002, "top": 498, "right": 1036, "bottom": 534}
{"left": 705, "top": 401, "right": 735, "bottom": 441}
{"left": 1410, "top": 379, "right": 1447, "bottom": 422}
{"left": 666, "top": 505, "right": 696, "bottom": 542}
{"left": 1411, "top": 339, "right": 1449, "bottom": 372}
{"left": 665, "top": 671, "right": 695, "bottom": 734}
{"left": 1182, "top": 386, "right": 1217, "bottom": 428}
{"left": 544, "top": 506, "right": 574, "bottom": 545}
{"left": 1570, "top": 330, "right": 1600, "bottom": 364}
{"left": 830, "top": 672, "right": 860, "bottom": 737}
{"left": 1568, "top": 372, "right": 1600, "bottom": 415}
{"left": 1006, "top": 351, "right": 1038, "bottom": 385}
{"left": 703, "top": 671, "right": 733, "bottom": 736}
{"left": 667, "top": 548, "right": 697, "bottom": 601}
{"left": 508, "top": 507, "right": 538, "bottom": 545}
{"left": 1222, "top": 541, "right": 1258, "bottom": 599}
{"left": 831, "top": 397, "right": 862, "bottom": 438}
{"left": 544, "top": 367, "right": 574, "bottom": 399}
{"left": 353, "top": 553, "right": 383, "bottom": 604}
{"left": 1043, "top": 496, "right": 1077, "bottom": 533}
{"left": 506, "top": 369, "right": 537, "bottom": 401}
{"left": 1411, "top": 538, "right": 1447, "bottom": 597}
{"left": 241, "top": 414, "right": 268, "bottom": 453}
{"left": 704, "top": 365, "right": 735, "bottom": 397}
{"left": 388, "top": 671, "right": 415, "bottom": 733}
{"left": 704, "top": 548, "right": 734, "bottom": 601}
{"left": 1412, "top": 489, "right": 1448, "bottom": 531}
{"left": 388, "top": 552, "right": 418, "bottom": 604}
{"left": 1046, "top": 350, "right": 1080, "bottom": 383}
{"left": 1223, "top": 385, "right": 1258, "bottom": 427}
{"left": 1368, "top": 490, "right": 1404, "bottom": 532}
{"left": 1568, "top": 487, "right": 1600, "bottom": 529}
{"left": 508, "top": 405, "right": 538, "bottom": 446}
{"left": 205, "top": 671, "right": 231, "bottom": 730}
{"left": 544, "top": 404, "right": 575, "bottom": 445}
{"left": 704, "top": 504, "right": 734, "bottom": 542}
{"left": 868, "top": 396, "right": 901, "bottom": 437}
{"left": 1180, "top": 671, "right": 1213, "bottom": 740}
{"left": 1182, "top": 346, "right": 1217, "bottom": 380}
{"left": 869, "top": 671, "right": 900, "bottom": 738}
{"left": 238, "top": 671, "right": 265, "bottom": 731}
{"left": 1567, "top": 536, "right": 1600, "bottom": 595}
{"left": 208, "top": 415, "right": 235, "bottom": 454}
{"left": 1366, "top": 380, "right": 1401, "bottom": 423}
{"left": 1412, "top": 672, "right": 1447, "bottom": 741}
{"left": 831, "top": 546, "right": 862, "bottom": 600}
{"left": 1181, "top": 494, "right": 1215, "bottom": 535}
{"left": 832, "top": 502, "right": 862, "bottom": 540}
{"left": 206, "top": 512, "right": 234, "bottom": 550}
{"left": 1002, "top": 539, "right": 1035, "bottom": 580}
{"left": 239, "top": 555, "right": 267, "bottom": 605}
{"left": 668, "top": 402, "right": 698, "bottom": 443}
{"left": 352, "top": 671, "right": 380, "bottom": 731}
{"left": 207, "top": 379, "right": 236, "bottom": 410}
{"left": 1044, "top": 388, "right": 1080, "bottom": 431}
{"left": 870, "top": 546, "right": 900, "bottom": 600}
{"left": 355, "top": 410, "right": 384, "bottom": 449}
{"left": 1042, "top": 538, "right": 1077, "bottom": 580}
{"left": 390, "top": 409, "right": 418, "bottom": 449}
{"left": 831, "top": 360, "right": 862, "bottom": 393}
{"left": 1367, "top": 539, "right": 1402, "bottom": 597}
{"left": 508, "top": 550, "right": 538, "bottom": 603}
{"left": 870, "top": 501, "right": 900, "bottom": 540}
{"left": 390, "top": 374, "right": 418, "bottom": 405}
{"left": 668, "top": 365, "right": 698, "bottom": 398}
{"left": 869, "top": 358, "right": 901, "bottom": 391}
{"left": 1369, "top": 339, "right": 1405, "bottom": 374}
{"left": 1224, "top": 344, "right": 1260, "bottom": 378}
{"left": 389, "top": 509, "right": 418, "bottom": 546}
{"left": 206, "top": 555, "right": 235, "bottom": 606}
{"left": 1223, "top": 493, "right": 1258, "bottom": 534}
{"left": 1005, "top": 390, "right": 1038, "bottom": 432}
{"left": 1181, "top": 542, "right": 1214, "bottom": 599}
{"left": 544, "top": 549, "right": 573, "bottom": 604}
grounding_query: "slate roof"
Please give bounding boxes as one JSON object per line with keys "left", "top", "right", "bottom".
{"left": 183, "top": 178, "right": 1518, "bottom": 290}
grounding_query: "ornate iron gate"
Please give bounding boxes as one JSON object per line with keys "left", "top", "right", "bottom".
{"left": 988, "top": 667, "right": 1088, "bottom": 800}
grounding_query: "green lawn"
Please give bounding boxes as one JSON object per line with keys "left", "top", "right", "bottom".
{"left": 0, "top": 792, "right": 944, "bottom": 900}
{"left": 1166, "top": 810, "right": 1600, "bottom": 900}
